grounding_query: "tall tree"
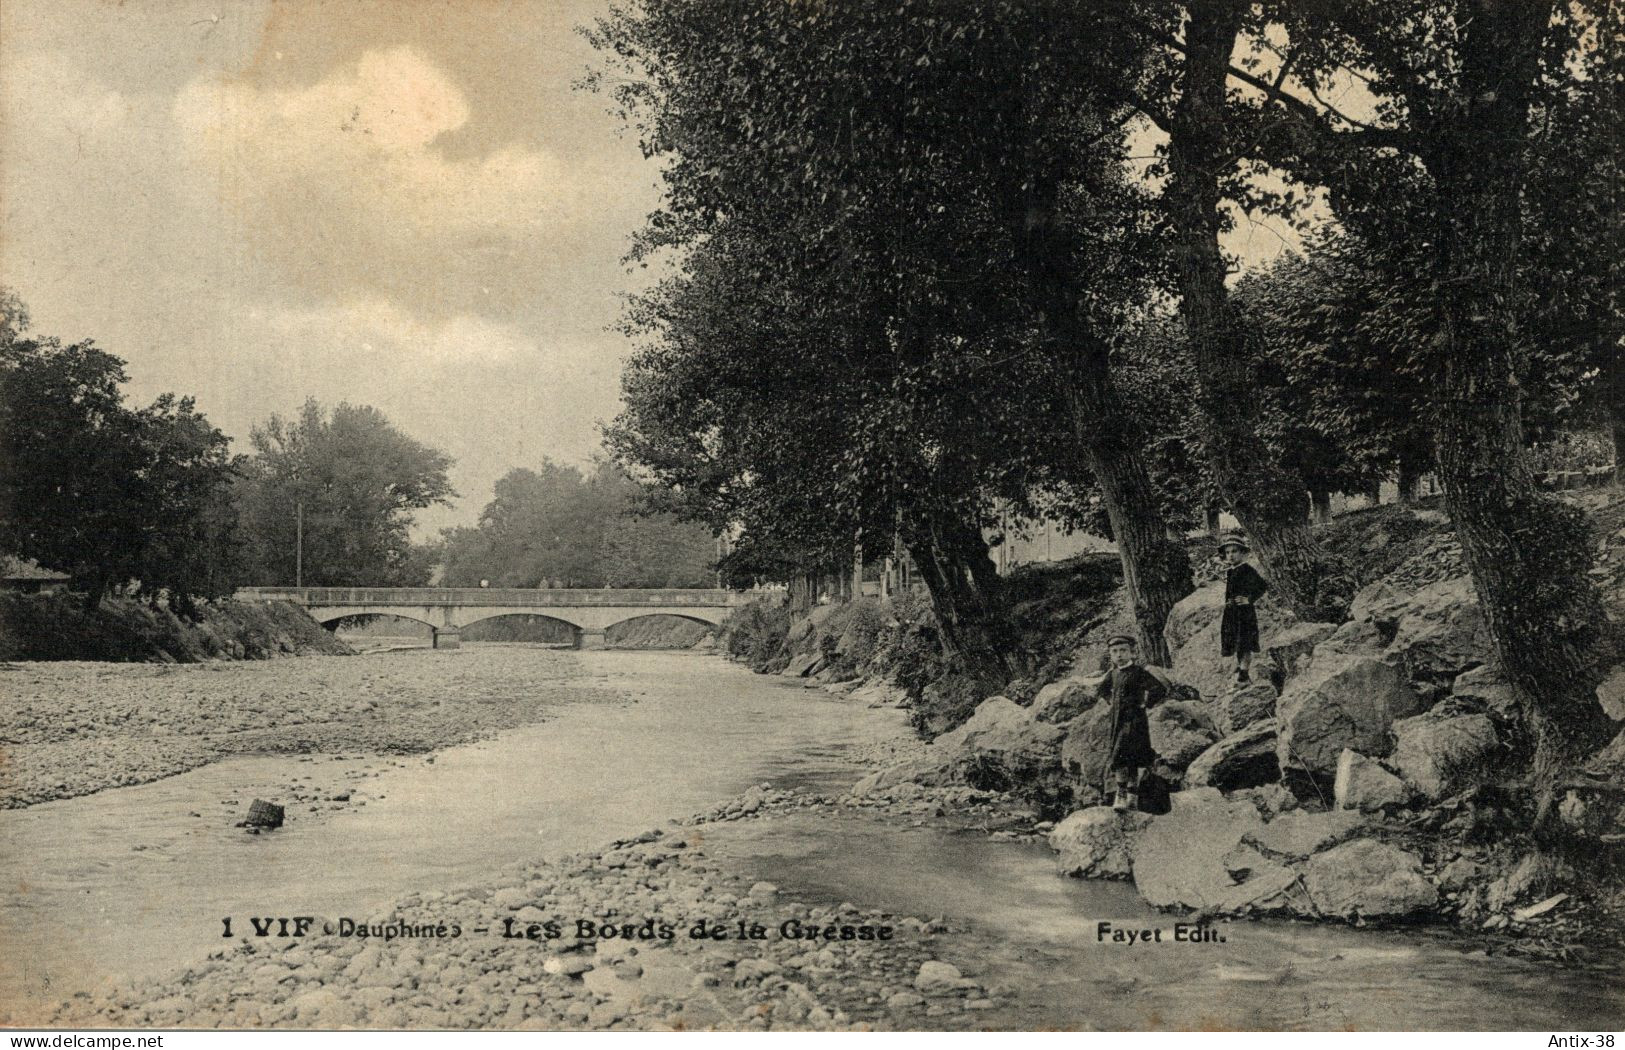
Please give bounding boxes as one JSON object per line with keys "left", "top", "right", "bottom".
{"left": 1218, "top": 0, "right": 1619, "bottom": 823}
{"left": 590, "top": 0, "right": 1195, "bottom": 669}
{"left": 1, "top": 315, "right": 240, "bottom": 608}
{"left": 236, "top": 399, "right": 454, "bottom": 587}
{"left": 1082, "top": 1, "right": 1340, "bottom": 617}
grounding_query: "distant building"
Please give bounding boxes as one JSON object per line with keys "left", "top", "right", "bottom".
{"left": 1, "top": 556, "right": 70, "bottom": 594}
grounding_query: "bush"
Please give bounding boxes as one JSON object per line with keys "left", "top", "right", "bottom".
{"left": 718, "top": 599, "right": 791, "bottom": 672}
{"left": 0, "top": 593, "right": 352, "bottom": 662}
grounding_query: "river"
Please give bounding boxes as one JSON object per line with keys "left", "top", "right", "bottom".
{"left": 0, "top": 647, "right": 1617, "bottom": 1029}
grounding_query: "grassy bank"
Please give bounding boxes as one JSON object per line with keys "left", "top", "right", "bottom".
{"left": 0, "top": 593, "right": 353, "bottom": 663}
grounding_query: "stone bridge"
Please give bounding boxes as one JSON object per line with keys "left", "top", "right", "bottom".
{"left": 234, "top": 586, "right": 758, "bottom": 649}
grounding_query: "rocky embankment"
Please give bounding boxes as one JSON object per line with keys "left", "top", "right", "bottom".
{"left": 778, "top": 497, "right": 1625, "bottom": 959}
{"left": 0, "top": 649, "right": 616, "bottom": 808}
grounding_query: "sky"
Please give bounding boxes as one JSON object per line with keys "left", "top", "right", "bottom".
{"left": 1, "top": 1, "right": 1307, "bottom": 537}
{"left": 1, "top": 0, "right": 663, "bottom": 534}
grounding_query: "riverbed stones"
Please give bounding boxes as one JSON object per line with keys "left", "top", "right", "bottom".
{"left": 1184, "top": 721, "right": 1280, "bottom": 792}
{"left": 1276, "top": 652, "right": 1420, "bottom": 777}
{"left": 1389, "top": 711, "right": 1499, "bottom": 800}
{"left": 1303, "top": 839, "right": 1437, "bottom": 920}
{"left": 1333, "top": 750, "right": 1415, "bottom": 813}
{"left": 913, "top": 961, "right": 963, "bottom": 995}
{"left": 1048, "top": 806, "right": 1152, "bottom": 879}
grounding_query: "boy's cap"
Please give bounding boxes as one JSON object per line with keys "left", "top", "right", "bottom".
{"left": 1218, "top": 531, "right": 1250, "bottom": 552}
{"left": 1105, "top": 632, "right": 1137, "bottom": 647}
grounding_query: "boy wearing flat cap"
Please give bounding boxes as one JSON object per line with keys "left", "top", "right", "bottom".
{"left": 1219, "top": 531, "right": 1268, "bottom": 684}
{"left": 1098, "top": 632, "right": 1166, "bottom": 811}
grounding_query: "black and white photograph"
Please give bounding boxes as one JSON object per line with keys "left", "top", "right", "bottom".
{"left": 0, "top": 0, "right": 1622, "bottom": 1036}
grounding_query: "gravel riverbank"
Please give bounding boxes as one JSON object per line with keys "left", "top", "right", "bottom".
{"left": 0, "top": 647, "right": 618, "bottom": 809}
{"left": 44, "top": 802, "right": 1021, "bottom": 1031}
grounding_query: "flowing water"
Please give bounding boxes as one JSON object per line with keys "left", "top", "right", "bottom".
{"left": 0, "top": 648, "right": 1617, "bottom": 1029}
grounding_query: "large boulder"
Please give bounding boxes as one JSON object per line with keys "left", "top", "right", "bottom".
{"left": 1333, "top": 749, "right": 1415, "bottom": 813}
{"left": 1597, "top": 666, "right": 1625, "bottom": 722}
{"left": 849, "top": 756, "right": 950, "bottom": 797}
{"left": 1384, "top": 578, "right": 1490, "bottom": 683}
{"left": 1276, "top": 652, "right": 1420, "bottom": 777}
{"left": 1032, "top": 675, "right": 1101, "bottom": 724}
{"left": 933, "top": 696, "right": 1065, "bottom": 792}
{"left": 781, "top": 652, "right": 823, "bottom": 678}
{"left": 1303, "top": 839, "right": 1438, "bottom": 920}
{"left": 1265, "top": 622, "right": 1339, "bottom": 684}
{"left": 1389, "top": 710, "right": 1499, "bottom": 800}
{"left": 1218, "top": 682, "right": 1279, "bottom": 735}
{"left": 1451, "top": 664, "right": 1518, "bottom": 717}
{"left": 1312, "top": 618, "right": 1395, "bottom": 664}
{"left": 1049, "top": 807, "right": 1153, "bottom": 880}
{"left": 1060, "top": 704, "right": 1114, "bottom": 792}
{"left": 1148, "top": 700, "right": 1220, "bottom": 768}
{"left": 1164, "top": 585, "right": 1227, "bottom": 654}
{"left": 1132, "top": 792, "right": 1298, "bottom": 912}
{"left": 1243, "top": 809, "right": 1366, "bottom": 861}
{"left": 1167, "top": 583, "right": 1297, "bottom": 700}
{"left": 1185, "top": 721, "right": 1280, "bottom": 792}
{"left": 1351, "top": 576, "right": 1490, "bottom": 683}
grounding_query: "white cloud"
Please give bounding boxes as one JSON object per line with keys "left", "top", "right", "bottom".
{"left": 172, "top": 47, "right": 580, "bottom": 239}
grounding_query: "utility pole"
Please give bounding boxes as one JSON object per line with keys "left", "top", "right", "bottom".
{"left": 295, "top": 499, "right": 304, "bottom": 589}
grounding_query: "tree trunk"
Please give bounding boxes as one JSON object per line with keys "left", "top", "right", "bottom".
{"left": 1310, "top": 489, "right": 1333, "bottom": 524}
{"left": 789, "top": 573, "right": 813, "bottom": 616}
{"left": 1165, "top": 0, "right": 1332, "bottom": 618}
{"left": 1066, "top": 376, "right": 1194, "bottom": 667}
{"left": 902, "top": 515, "right": 1015, "bottom": 688}
{"left": 1611, "top": 349, "right": 1625, "bottom": 485}
{"left": 1016, "top": 159, "right": 1195, "bottom": 667}
{"left": 1424, "top": 0, "right": 1614, "bottom": 830}
{"left": 1205, "top": 504, "right": 1222, "bottom": 538}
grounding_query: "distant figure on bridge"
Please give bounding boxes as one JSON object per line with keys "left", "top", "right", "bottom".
{"left": 480, "top": 579, "right": 489, "bottom": 589}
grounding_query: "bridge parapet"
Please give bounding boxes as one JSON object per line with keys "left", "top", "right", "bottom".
{"left": 235, "top": 586, "right": 756, "bottom": 608}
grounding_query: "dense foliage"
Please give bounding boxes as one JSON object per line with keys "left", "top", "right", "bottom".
{"left": 0, "top": 303, "right": 240, "bottom": 610}
{"left": 437, "top": 458, "right": 718, "bottom": 589}
{"left": 234, "top": 399, "right": 454, "bottom": 588}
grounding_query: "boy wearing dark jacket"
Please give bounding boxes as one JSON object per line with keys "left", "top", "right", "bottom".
{"left": 1098, "top": 632, "right": 1166, "bottom": 811}
{"left": 1219, "top": 531, "right": 1268, "bottom": 684}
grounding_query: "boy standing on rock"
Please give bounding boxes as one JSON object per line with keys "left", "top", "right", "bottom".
{"left": 1219, "top": 531, "right": 1268, "bottom": 684}
{"left": 1098, "top": 632, "right": 1166, "bottom": 811}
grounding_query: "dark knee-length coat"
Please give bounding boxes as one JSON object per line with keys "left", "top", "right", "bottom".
{"left": 1221, "top": 562, "right": 1268, "bottom": 657}
{"left": 1097, "top": 664, "right": 1167, "bottom": 780}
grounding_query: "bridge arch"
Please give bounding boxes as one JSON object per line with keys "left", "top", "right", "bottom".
{"left": 455, "top": 609, "right": 585, "bottom": 633}
{"left": 318, "top": 611, "right": 438, "bottom": 632}
{"left": 601, "top": 611, "right": 722, "bottom": 631}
